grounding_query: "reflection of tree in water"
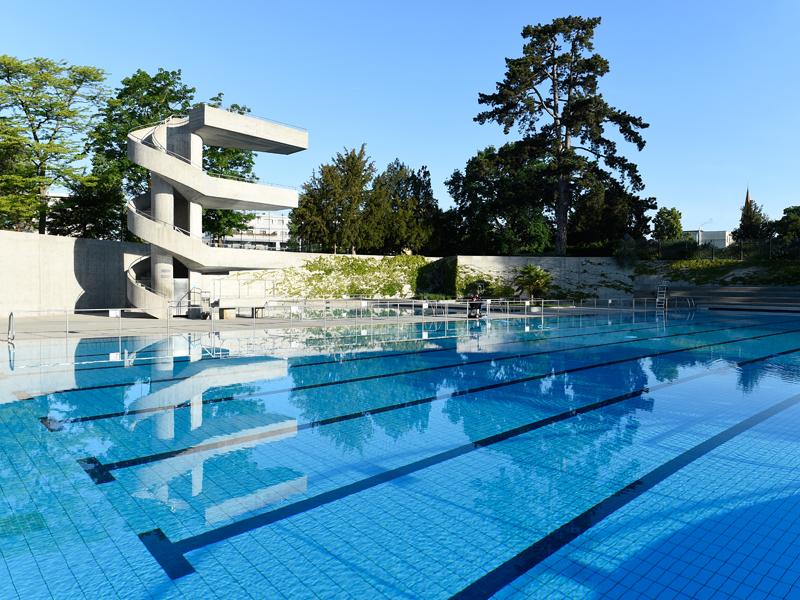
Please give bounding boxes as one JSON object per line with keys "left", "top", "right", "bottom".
{"left": 289, "top": 341, "right": 444, "bottom": 453}
{"left": 736, "top": 362, "right": 771, "bottom": 394}
{"left": 443, "top": 351, "right": 653, "bottom": 532}
{"left": 650, "top": 354, "right": 681, "bottom": 383}
{"left": 646, "top": 335, "right": 800, "bottom": 394}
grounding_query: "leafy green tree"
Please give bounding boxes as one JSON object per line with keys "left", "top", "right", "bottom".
{"left": 732, "top": 195, "right": 772, "bottom": 241}
{"left": 568, "top": 169, "right": 655, "bottom": 244}
{"left": 292, "top": 145, "right": 376, "bottom": 254}
{"left": 203, "top": 210, "right": 254, "bottom": 245}
{"left": 366, "top": 160, "right": 439, "bottom": 254}
{"left": 47, "top": 172, "right": 126, "bottom": 239}
{"left": 475, "top": 17, "right": 650, "bottom": 254}
{"left": 445, "top": 142, "right": 553, "bottom": 255}
{"left": 775, "top": 206, "right": 800, "bottom": 239}
{"left": 652, "top": 207, "right": 684, "bottom": 240}
{"left": 0, "top": 55, "right": 108, "bottom": 233}
{"left": 0, "top": 117, "right": 37, "bottom": 230}
{"left": 513, "top": 264, "right": 551, "bottom": 298}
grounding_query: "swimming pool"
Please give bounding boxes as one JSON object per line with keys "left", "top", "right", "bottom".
{"left": 2, "top": 310, "right": 800, "bottom": 599}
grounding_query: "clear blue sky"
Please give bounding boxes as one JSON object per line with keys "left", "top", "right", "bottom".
{"left": 5, "top": 0, "right": 799, "bottom": 233}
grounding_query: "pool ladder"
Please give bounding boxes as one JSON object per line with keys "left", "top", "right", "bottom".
{"left": 655, "top": 282, "right": 668, "bottom": 310}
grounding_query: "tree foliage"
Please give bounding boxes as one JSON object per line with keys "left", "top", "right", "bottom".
{"left": 0, "top": 117, "right": 37, "bottom": 230}
{"left": 293, "top": 145, "right": 375, "bottom": 254}
{"left": 775, "top": 206, "right": 800, "bottom": 239}
{"left": 513, "top": 264, "right": 551, "bottom": 298}
{"left": 292, "top": 146, "right": 440, "bottom": 255}
{"left": 47, "top": 172, "right": 126, "bottom": 239}
{"left": 475, "top": 17, "right": 650, "bottom": 253}
{"left": 568, "top": 168, "right": 655, "bottom": 244}
{"left": 652, "top": 207, "right": 684, "bottom": 240}
{"left": 368, "top": 160, "right": 438, "bottom": 254}
{"left": 445, "top": 143, "right": 553, "bottom": 256}
{"left": 732, "top": 196, "right": 772, "bottom": 241}
{"left": 0, "top": 55, "right": 108, "bottom": 233}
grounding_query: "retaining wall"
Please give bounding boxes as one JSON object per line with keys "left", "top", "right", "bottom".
{"left": 0, "top": 231, "right": 148, "bottom": 318}
{"left": 455, "top": 256, "right": 635, "bottom": 299}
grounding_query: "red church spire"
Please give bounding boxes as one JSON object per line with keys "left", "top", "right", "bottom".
{"left": 745, "top": 187, "right": 751, "bottom": 206}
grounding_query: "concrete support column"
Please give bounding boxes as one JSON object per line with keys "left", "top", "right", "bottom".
{"left": 188, "top": 199, "right": 204, "bottom": 300}
{"left": 156, "top": 409, "right": 175, "bottom": 440}
{"left": 151, "top": 174, "right": 174, "bottom": 300}
{"left": 191, "top": 464, "right": 203, "bottom": 497}
{"left": 189, "top": 201, "right": 202, "bottom": 236}
{"left": 191, "top": 133, "right": 203, "bottom": 169}
{"left": 190, "top": 394, "right": 203, "bottom": 430}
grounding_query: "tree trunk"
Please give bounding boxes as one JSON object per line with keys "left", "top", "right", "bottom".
{"left": 555, "top": 173, "right": 570, "bottom": 254}
{"left": 38, "top": 187, "right": 47, "bottom": 234}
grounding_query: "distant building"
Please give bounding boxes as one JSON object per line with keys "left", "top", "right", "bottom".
{"left": 222, "top": 212, "right": 291, "bottom": 250}
{"left": 683, "top": 229, "right": 732, "bottom": 248}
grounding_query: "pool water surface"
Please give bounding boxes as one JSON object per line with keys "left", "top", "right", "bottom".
{"left": 2, "top": 311, "right": 800, "bottom": 599}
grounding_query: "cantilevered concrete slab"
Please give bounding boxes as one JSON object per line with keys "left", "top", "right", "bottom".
{"left": 189, "top": 105, "right": 308, "bottom": 154}
{"left": 128, "top": 134, "right": 298, "bottom": 211}
{"left": 125, "top": 105, "right": 307, "bottom": 315}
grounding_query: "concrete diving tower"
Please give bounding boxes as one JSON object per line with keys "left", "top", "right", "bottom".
{"left": 126, "top": 105, "right": 307, "bottom": 317}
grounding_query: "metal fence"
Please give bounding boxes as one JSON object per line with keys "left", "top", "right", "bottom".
{"left": 638, "top": 238, "right": 800, "bottom": 261}
{"left": 5, "top": 297, "right": 693, "bottom": 343}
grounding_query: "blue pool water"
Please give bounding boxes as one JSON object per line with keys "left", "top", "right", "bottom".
{"left": 2, "top": 311, "right": 800, "bottom": 599}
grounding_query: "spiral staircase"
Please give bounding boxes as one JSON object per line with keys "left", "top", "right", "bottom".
{"left": 125, "top": 105, "right": 307, "bottom": 317}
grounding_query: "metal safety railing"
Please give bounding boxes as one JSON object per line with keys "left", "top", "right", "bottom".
{"left": 129, "top": 201, "right": 291, "bottom": 252}
{"left": 128, "top": 200, "right": 204, "bottom": 241}
{"left": 126, "top": 255, "right": 168, "bottom": 298}
{"left": 3, "top": 296, "right": 697, "bottom": 343}
{"left": 127, "top": 117, "right": 296, "bottom": 189}
{"left": 213, "top": 104, "right": 307, "bottom": 132}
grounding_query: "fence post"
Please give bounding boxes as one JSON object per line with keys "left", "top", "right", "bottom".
{"left": 66, "top": 310, "right": 69, "bottom": 338}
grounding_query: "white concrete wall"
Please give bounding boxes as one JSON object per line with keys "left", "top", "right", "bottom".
{"left": 0, "top": 230, "right": 148, "bottom": 318}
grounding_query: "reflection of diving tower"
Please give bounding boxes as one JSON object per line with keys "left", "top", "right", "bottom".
{"left": 126, "top": 105, "right": 308, "bottom": 316}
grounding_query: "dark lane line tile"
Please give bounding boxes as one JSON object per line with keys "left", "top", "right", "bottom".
{"left": 134, "top": 344, "right": 800, "bottom": 580}
{"left": 448, "top": 391, "right": 800, "bottom": 600}
{"left": 43, "top": 317, "right": 800, "bottom": 429}
{"left": 83, "top": 331, "right": 800, "bottom": 484}
{"left": 9, "top": 311, "right": 744, "bottom": 367}
{"left": 27, "top": 314, "right": 757, "bottom": 398}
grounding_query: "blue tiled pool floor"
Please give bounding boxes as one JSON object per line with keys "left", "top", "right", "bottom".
{"left": 2, "top": 311, "right": 800, "bottom": 598}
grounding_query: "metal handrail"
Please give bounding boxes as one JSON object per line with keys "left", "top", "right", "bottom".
{"left": 128, "top": 116, "right": 296, "bottom": 189}
{"left": 127, "top": 200, "right": 203, "bottom": 241}
{"left": 126, "top": 255, "right": 168, "bottom": 298}
{"left": 129, "top": 201, "right": 292, "bottom": 252}
{"left": 211, "top": 104, "right": 307, "bottom": 132}
{"left": 7, "top": 311, "right": 14, "bottom": 342}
